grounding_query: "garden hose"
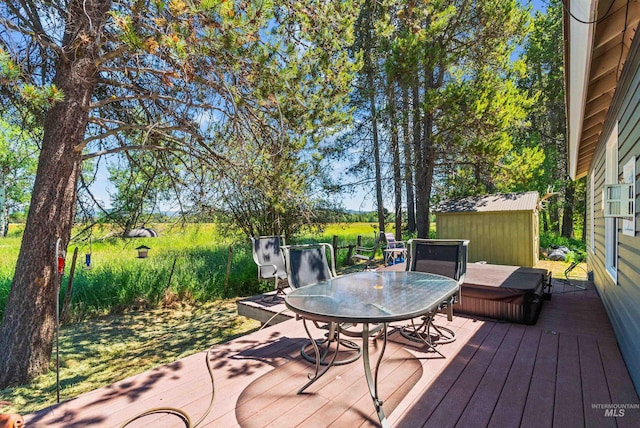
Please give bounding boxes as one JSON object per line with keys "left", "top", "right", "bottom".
{"left": 259, "top": 307, "right": 293, "bottom": 331}
{"left": 119, "top": 345, "right": 215, "bottom": 428}
{"left": 119, "top": 306, "right": 291, "bottom": 427}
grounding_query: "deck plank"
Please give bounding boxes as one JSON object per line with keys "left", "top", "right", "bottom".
{"left": 487, "top": 327, "right": 541, "bottom": 428}
{"left": 456, "top": 324, "right": 525, "bottom": 427}
{"left": 522, "top": 378, "right": 555, "bottom": 428}
{"left": 392, "top": 322, "right": 496, "bottom": 428}
{"left": 598, "top": 336, "right": 640, "bottom": 428}
{"left": 579, "top": 335, "right": 616, "bottom": 428}
{"left": 423, "top": 322, "right": 510, "bottom": 428}
{"left": 24, "top": 280, "right": 640, "bottom": 428}
{"left": 553, "top": 335, "right": 584, "bottom": 428}
{"left": 386, "top": 318, "right": 485, "bottom": 425}
{"left": 520, "top": 329, "right": 558, "bottom": 428}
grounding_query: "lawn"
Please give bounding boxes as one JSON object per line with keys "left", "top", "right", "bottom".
{"left": 0, "top": 300, "right": 260, "bottom": 415}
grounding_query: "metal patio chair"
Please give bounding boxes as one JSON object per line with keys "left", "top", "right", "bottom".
{"left": 402, "top": 239, "right": 468, "bottom": 355}
{"left": 381, "top": 232, "right": 407, "bottom": 265}
{"left": 282, "top": 243, "right": 361, "bottom": 365}
{"left": 282, "top": 243, "right": 383, "bottom": 365}
{"left": 350, "top": 232, "right": 382, "bottom": 270}
{"left": 282, "top": 243, "right": 337, "bottom": 290}
{"left": 250, "top": 235, "right": 288, "bottom": 301}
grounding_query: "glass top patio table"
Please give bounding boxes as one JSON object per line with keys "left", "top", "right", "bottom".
{"left": 285, "top": 270, "right": 459, "bottom": 427}
{"left": 285, "top": 270, "right": 459, "bottom": 324}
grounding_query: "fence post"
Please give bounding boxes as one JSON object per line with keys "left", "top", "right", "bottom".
{"left": 332, "top": 235, "right": 338, "bottom": 263}
{"left": 348, "top": 235, "right": 363, "bottom": 265}
{"left": 224, "top": 246, "right": 233, "bottom": 296}
{"left": 346, "top": 244, "right": 354, "bottom": 264}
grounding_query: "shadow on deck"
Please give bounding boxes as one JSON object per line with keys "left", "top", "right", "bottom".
{"left": 25, "top": 272, "right": 640, "bottom": 427}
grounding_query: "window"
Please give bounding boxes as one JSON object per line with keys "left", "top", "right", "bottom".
{"left": 603, "top": 184, "right": 634, "bottom": 217}
{"left": 622, "top": 157, "right": 636, "bottom": 236}
{"left": 605, "top": 123, "right": 618, "bottom": 281}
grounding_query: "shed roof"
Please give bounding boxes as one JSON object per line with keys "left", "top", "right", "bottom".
{"left": 434, "top": 191, "right": 539, "bottom": 214}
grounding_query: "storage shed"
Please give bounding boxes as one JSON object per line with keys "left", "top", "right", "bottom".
{"left": 434, "top": 191, "right": 540, "bottom": 267}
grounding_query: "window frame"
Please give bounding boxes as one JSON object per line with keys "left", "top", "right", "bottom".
{"left": 604, "top": 123, "right": 618, "bottom": 282}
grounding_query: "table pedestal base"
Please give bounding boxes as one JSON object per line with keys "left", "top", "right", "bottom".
{"left": 300, "top": 335, "right": 361, "bottom": 366}
{"left": 298, "top": 320, "right": 390, "bottom": 428}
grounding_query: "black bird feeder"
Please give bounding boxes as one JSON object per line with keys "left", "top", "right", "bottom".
{"left": 136, "top": 245, "right": 151, "bottom": 258}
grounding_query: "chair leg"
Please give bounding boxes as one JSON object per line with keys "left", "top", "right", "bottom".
{"left": 261, "top": 278, "right": 287, "bottom": 302}
{"left": 427, "top": 319, "right": 456, "bottom": 345}
{"left": 427, "top": 300, "right": 456, "bottom": 345}
{"left": 399, "top": 313, "right": 446, "bottom": 357}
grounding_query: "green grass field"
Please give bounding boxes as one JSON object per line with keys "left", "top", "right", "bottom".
{"left": 0, "top": 222, "right": 386, "bottom": 321}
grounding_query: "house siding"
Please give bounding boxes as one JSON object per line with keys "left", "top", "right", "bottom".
{"left": 586, "top": 33, "right": 640, "bottom": 394}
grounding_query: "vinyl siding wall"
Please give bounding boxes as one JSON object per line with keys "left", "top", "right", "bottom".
{"left": 436, "top": 211, "right": 538, "bottom": 267}
{"left": 586, "top": 35, "right": 640, "bottom": 394}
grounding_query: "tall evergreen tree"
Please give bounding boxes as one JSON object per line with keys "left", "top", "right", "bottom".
{"left": 519, "top": 0, "right": 578, "bottom": 237}
{"left": 345, "top": 0, "right": 530, "bottom": 237}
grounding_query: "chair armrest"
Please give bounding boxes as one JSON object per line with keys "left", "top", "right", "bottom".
{"left": 257, "top": 263, "right": 279, "bottom": 278}
{"left": 384, "top": 242, "right": 406, "bottom": 249}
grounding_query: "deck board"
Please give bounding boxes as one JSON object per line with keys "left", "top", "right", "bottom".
{"left": 423, "top": 322, "right": 509, "bottom": 428}
{"left": 520, "top": 329, "right": 557, "bottom": 428}
{"left": 488, "top": 327, "right": 540, "bottom": 427}
{"left": 25, "top": 278, "right": 640, "bottom": 427}
{"left": 580, "top": 335, "right": 616, "bottom": 428}
{"left": 456, "top": 324, "right": 525, "bottom": 427}
{"left": 392, "top": 322, "right": 496, "bottom": 427}
{"left": 599, "top": 337, "right": 640, "bottom": 428}
{"left": 554, "top": 335, "right": 584, "bottom": 428}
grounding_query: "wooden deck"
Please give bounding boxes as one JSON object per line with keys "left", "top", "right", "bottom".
{"left": 25, "top": 276, "right": 640, "bottom": 427}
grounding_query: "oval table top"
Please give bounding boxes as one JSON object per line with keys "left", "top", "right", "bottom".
{"left": 285, "top": 270, "right": 458, "bottom": 324}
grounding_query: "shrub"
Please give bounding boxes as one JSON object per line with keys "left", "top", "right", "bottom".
{"left": 539, "top": 231, "right": 585, "bottom": 252}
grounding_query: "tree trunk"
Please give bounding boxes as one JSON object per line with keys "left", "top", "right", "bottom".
{"left": 0, "top": 0, "right": 111, "bottom": 388}
{"left": 1, "top": 207, "right": 7, "bottom": 238}
{"left": 549, "top": 202, "right": 560, "bottom": 233}
{"left": 0, "top": 179, "right": 6, "bottom": 237}
{"left": 562, "top": 179, "right": 575, "bottom": 238}
{"left": 415, "top": 64, "right": 438, "bottom": 239}
{"left": 418, "top": 111, "right": 435, "bottom": 239}
{"left": 412, "top": 82, "right": 427, "bottom": 237}
{"left": 370, "top": 87, "right": 385, "bottom": 232}
{"left": 388, "top": 80, "right": 402, "bottom": 239}
{"left": 401, "top": 86, "right": 415, "bottom": 233}
{"left": 361, "top": 6, "right": 384, "bottom": 233}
